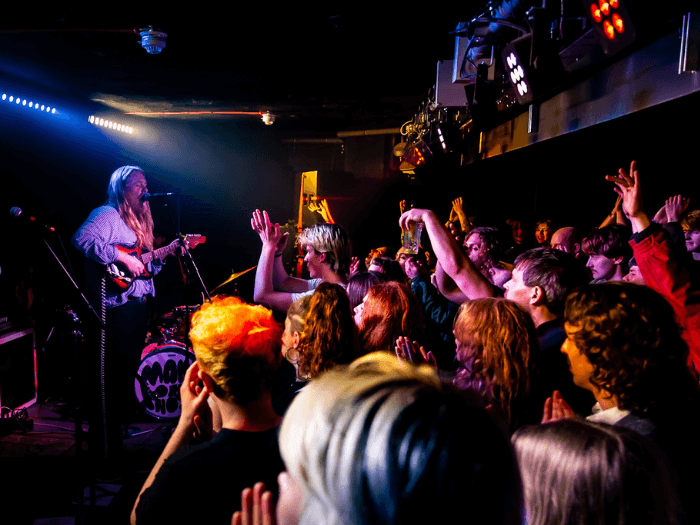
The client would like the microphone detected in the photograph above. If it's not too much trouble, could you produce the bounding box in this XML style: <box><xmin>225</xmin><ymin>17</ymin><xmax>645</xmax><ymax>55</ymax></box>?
<box><xmin>143</xmin><ymin>192</ymin><xmax>176</xmax><ymax>201</ymax></box>
<box><xmin>9</xmin><ymin>207</ymin><xmax>56</xmax><ymax>232</ymax></box>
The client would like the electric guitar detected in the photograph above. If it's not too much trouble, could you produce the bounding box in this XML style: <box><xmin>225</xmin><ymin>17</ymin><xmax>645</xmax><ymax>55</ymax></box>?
<box><xmin>106</xmin><ymin>235</ymin><xmax>206</xmax><ymax>290</ymax></box>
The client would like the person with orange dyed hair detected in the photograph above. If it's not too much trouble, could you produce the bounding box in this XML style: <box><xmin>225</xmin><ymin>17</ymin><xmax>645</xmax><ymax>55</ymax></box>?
<box><xmin>354</xmin><ymin>281</ymin><xmax>424</xmax><ymax>354</ymax></box>
<box><xmin>132</xmin><ymin>296</ymin><xmax>285</xmax><ymax>525</ymax></box>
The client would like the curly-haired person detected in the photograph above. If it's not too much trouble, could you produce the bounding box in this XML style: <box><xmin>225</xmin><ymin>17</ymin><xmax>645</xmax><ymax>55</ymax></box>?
<box><xmin>295</xmin><ymin>282</ymin><xmax>359</xmax><ymax>380</ymax></box>
<box><xmin>551</xmin><ymin>282</ymin><xmax>700</xmax><ymax>523</ymax></box>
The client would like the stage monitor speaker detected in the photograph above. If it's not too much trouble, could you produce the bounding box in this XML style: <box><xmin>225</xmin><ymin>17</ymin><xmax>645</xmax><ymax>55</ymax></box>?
<box><xmin>0</xmin><ymin>329</ymin><xmax>37</xmax><ymax>410</ymax></box>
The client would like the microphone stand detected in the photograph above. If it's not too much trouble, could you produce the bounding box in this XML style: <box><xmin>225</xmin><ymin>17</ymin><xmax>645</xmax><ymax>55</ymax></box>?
<box><xmin>30</xmin><ymin>231</ymin><xmax>110</xmax><ymax>525</ymax></box>
<box><xmin>168</xmin><ymin>193</ymin><xmax>210</xmax><ymax>350</ymax></box>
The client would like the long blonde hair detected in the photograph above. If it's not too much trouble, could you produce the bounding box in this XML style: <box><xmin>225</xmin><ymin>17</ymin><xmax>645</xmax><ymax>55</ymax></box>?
<box><xmin>107</xmin><ymin>165</ymin><xmax>154</xmax><ymax>250</ymax></box>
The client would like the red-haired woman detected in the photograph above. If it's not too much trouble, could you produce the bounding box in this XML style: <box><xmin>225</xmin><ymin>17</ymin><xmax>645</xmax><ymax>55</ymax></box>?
<box><xmin>354</xmin><ymin>281</ymin><xmax>424</xmax><ymax>355</ymax></box>
<box><xmin>453</xmin><ymin>297</ymin><xmax>545</xmax><ymax>433</ymax></box>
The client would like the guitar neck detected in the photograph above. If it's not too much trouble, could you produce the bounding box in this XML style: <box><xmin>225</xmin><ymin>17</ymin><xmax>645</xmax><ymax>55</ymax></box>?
<box><xmin>140</xmin><ymin>241</ymin><xmax>178</xmax><ymax>265</ymax></box>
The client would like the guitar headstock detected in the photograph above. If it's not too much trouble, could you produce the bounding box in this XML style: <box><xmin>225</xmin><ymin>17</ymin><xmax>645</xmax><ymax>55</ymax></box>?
<box><xmin>183</xmin><ymin>234</ymin><xmax>206</xmax><ymax>249</ymax></box>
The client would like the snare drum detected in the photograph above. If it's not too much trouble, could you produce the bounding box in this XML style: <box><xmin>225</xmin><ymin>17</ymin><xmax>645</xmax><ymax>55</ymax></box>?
<box><xmin>134</xmin><ymin>343</ymin><xmax>195</xmax><ymax>420</ymax></box>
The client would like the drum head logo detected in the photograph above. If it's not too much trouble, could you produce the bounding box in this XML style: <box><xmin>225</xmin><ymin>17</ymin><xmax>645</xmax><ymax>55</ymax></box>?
<box><xmin>135</xmin><ymin>346</ymin><xmax>195</xmax><ymax>420</ymax></box>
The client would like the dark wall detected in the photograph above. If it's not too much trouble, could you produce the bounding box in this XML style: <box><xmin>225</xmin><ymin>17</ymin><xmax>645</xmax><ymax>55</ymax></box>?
<box><xmin>2</xmin><ymin>88</ymin><xmax>699</xmax><ymax>321</ymax></box>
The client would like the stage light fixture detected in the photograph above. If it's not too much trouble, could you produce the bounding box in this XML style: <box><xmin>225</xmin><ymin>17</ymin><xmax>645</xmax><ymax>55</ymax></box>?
<box><xmin>404</xmin><ymin>140</ymin><xmax>432</xmax><ymax>168</ymax></box>
<box><xmin>89</xmin><ymin>115</ymin><xmax>136</xmax><ymax>135</ymax></box>
<box><xmin>582</xmin><ymin>0</ymin><xmax>635</xmax><ymax>54</ymax></box>
<box><xmin>502</xmin><ymin>35</ymin><xmax>535</xmax><ymax>104</ymax></box>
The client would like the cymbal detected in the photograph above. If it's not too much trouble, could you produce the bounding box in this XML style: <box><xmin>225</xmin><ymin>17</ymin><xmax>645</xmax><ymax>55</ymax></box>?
<box><xmin>211</xmin><ymin>266</ymin><xmax>256</xmax><ymax>293</ymax></box>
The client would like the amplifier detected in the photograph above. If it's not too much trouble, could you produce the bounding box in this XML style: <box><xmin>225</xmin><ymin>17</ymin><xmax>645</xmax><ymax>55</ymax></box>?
<box><xmin>0</xmin><ymin>329</ymin><xmax>37</xmax><ymax>410</ymax></box>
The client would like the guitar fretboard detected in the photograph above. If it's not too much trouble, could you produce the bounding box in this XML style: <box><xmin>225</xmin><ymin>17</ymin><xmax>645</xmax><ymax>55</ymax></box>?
<box><xmin>140</xmin><ymin>241</ymin><xmax>180</xmax><ymax>264</ymax></box>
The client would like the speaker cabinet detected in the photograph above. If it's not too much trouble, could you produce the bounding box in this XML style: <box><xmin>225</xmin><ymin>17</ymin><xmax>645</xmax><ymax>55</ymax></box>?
<box><xmin>0</xmin><ymin>329</ymin><xmax>37</xmax><ymax>410</ymax></box>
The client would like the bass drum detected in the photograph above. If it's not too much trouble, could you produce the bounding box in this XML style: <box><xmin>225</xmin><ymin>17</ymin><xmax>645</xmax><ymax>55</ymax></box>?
<box><xmin>134</xmin><ymin>343</ymin><xmax>195</xmax><ymax>421</ymax></box>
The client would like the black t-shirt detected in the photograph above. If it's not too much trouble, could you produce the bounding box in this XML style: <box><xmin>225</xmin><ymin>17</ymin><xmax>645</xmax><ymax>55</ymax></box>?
<box><xmin>136</xmin><ymin>427</ymin><xmax>285</xmax><ymax>525</ymax></box>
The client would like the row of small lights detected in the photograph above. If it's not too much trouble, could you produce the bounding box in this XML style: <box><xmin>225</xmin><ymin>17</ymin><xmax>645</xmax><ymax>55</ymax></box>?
<box><xmin>4</xmin><ymin>92</ymin><xmax>267</xmax><ymax>132</ymax></box>
<box><xmin>1</xmin><ymin>94</ymin><xmax>57</xmax><ymax>113</ymax></box>
<box><xmin>88</xmin><ymin>115</ymin><xmax>136</xmax><ymax>134</ymax></box>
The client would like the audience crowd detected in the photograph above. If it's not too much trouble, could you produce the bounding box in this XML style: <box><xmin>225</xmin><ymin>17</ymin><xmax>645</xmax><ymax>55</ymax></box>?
<box><xmin>131</xmin><ymin>160</ymin><xmax>700</xmax><ymax>525</ymax></box>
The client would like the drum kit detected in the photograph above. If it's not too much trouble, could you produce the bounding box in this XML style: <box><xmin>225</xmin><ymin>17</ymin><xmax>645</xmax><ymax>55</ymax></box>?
<box><xmin>134</xmin><ymin>266</ymin><xmax>256</xmax><ymax>420</ymax></box>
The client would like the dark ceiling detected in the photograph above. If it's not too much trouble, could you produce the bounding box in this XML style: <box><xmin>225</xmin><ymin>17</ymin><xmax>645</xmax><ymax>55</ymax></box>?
<box><xmin>0</xmin><ymin>6</ymin><xmax>472</xmax><ymax>133</ymax></box>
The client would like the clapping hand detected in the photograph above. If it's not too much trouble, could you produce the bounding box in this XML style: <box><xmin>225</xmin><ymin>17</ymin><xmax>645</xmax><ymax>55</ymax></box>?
<box><xmin>395</xmin><ymin>336</ymin><xmax>437</xmax><ymax>369</ymax></box>
<box><xmin>541</xmin><ymin>390</ymin><xmax>575</xmax><ymax>423</ymax></box>
<box><xmin>232</xmin><ymin>482</ymin><xmax>276</xmax><ymax>525</ymax></box>
<box><xmin>251</xmin><ymin>210</ymin><xmax>288</xmax><ymax>254</ymax></box>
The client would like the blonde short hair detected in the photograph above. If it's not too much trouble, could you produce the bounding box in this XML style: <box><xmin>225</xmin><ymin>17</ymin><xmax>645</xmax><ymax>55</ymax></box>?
<box><xmin>297</xmin><ymin>223</ymin><xmax>351</xmax><ymax>276</ymax></box>
<box><xmin>279</xmin><ymin>352</ymin><xmax>522</xmax><ymax>525</ymax></box>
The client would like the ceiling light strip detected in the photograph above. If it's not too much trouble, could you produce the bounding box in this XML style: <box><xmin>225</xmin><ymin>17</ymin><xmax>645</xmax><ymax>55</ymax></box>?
<box><xmin>88</xmin><ymin>115</ymin><xmax>136</xmax><ymax>134</ymax></box>
<box><xmin>1</xmin><ymin>93</ymin><xmax>59</xmax><ymax>114</ymax></box>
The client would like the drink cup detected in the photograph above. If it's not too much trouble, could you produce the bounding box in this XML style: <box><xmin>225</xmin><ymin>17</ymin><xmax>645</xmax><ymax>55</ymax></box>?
<box><xmin>402</xmin><ymin>222</ymin><xmax>424</xmax><ymax>254</ymax></box>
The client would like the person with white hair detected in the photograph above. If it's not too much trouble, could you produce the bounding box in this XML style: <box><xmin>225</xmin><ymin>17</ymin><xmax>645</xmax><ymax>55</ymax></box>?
<box><xmin>233</xmin><ymin>352</ymin><xmax>523</xmax><ymax>525</ymax></box>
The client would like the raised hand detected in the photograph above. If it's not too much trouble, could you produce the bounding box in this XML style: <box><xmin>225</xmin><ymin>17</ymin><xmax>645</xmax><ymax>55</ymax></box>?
<box><xmin>448</xmin><ymin>206</ymin><xmax>459</xmax><ymax>225</ymax></box>
<box><xmin>398</xmin><ymin>208</ymin><xmax>428</xmax><ymax>231</ymax></box>
<box><xmin>395</xmin><ymin>336</ymin><xmax>437</xmax><ymax>369</ymax></box>
<box><xmin>605</xmin><ymin>161</ymin><xmax>643</xmax><ymax>219</ymax></box>
<box><xmin>664</xmin><ymin>194</ymin><xmax>690</xmax><ymax>223</ymax></box>
<box><xmin>232</xmin><ymin>482</ymin><xmax>276</xmax><ymax>525</ymax></box>
<box><xmin>604</xmin><ymin>160</ymin><xmax>650</xmax><ymax>233</ymax></box>
<box><xmin>315</xmin><ymin>199</ymin><xmax>335</xmax><ymax>224</ymax></box>
<box><xmin>452</xmin><ymin>197</ymin><xmax>466</xmax><ymax>218</ymax></box>
<box><xmin>350</xmin><ymin>256</ymin><xmax>364</xmax><ymax>276</ymax></box>
<box><xmin>251</xmin><ymin>210</ymin><xmax>288</xmax><ymax>254</ymax></box>
<box><xmin>541</xmin><ymin>390</ymin><xmax>575</xmax><ymax>423</ymax></box>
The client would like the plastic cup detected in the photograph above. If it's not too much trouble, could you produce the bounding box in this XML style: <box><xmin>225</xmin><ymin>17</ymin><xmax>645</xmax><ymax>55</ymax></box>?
<box><xmin>402</xmin><ymin>222</ymin><xmax>424</xmax><ymax>254</ymax></box>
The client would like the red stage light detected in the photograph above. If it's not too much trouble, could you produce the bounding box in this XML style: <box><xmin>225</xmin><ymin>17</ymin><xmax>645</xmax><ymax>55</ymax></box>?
<box><xmin>603</xmin><ymin>20</ymin><xmax>615</xmax><ymax>39</ymax></box>
<box><xmin>609</xmin><ymin>0</ymin><xmax>619</xmax><ymax>7</ymax></box>
<box><xmin>612</xmin><ymin>13</ymin><xmax>624</xmax><ymax>33</ymax></box>
<box><xmin>600</xmin><ymin>1</ymin><xmax>610</xmax><ymax>16</ymax></box>
<box><xmin>591</xmin><ymin>3</ymin><xmax>602</xmax><ymax>22</ymax></box>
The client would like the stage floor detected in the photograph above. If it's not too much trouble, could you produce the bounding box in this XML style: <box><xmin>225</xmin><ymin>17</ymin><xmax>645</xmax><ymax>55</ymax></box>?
<box><xmin>0</xmin><ymin>398</ymin><xmax>174</xmax><ymax>524</ymax></box>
